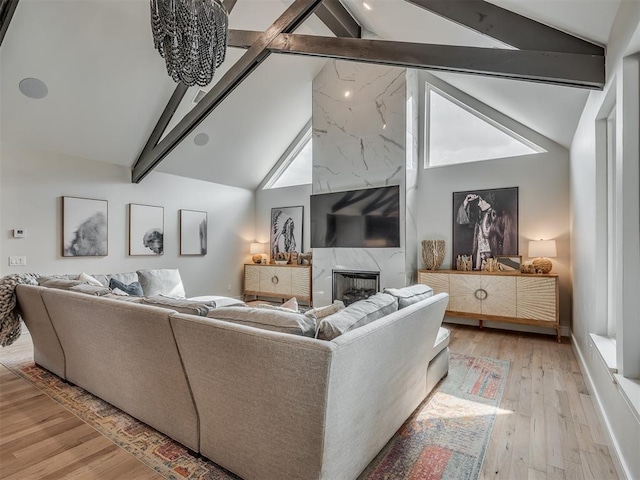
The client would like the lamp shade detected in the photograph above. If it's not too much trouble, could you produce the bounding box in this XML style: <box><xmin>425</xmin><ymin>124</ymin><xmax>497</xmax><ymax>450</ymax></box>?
<box><xmin>250</xmin><ymin>242</ymin><xmax>265</xmax><ymax>254</ymax></box>
<box><xmin>528</xmin><ymin>239</ymin><xmax>557</xmax><ymax>258</ymax></box>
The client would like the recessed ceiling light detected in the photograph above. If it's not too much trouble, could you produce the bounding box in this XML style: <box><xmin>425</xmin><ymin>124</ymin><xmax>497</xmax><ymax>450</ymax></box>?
<box><xmin>362</xmin><ymin>1</ymin><xmax>372</xmax><ymax>10</ymax></box>
<box><xmin>194</xmin><ymin>133</ymin><xmax>209</xmax><ymax>146</ymax></box>
<box><xmin>344</xmin><ymin>91</ymin><xmax>351</xmax><ymax>98</ymax></box>
<box><xmin>19</xmin><ymin>78</ymin><xmax>48</xmax><ymax>99</ymax></box>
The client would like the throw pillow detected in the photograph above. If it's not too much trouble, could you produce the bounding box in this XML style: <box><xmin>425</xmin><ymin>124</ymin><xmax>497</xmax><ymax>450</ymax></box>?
<box><xmin>207</xmin><ymin>306</ymin><xmax>316</xmax><ymax>337</ymax></box>
<box><xmin>110</xmin><ymin>288</ymin><xmax>130</xmax><ymax>296</ymax></box>
<box><xmin>142</xmin><ymin>296</ymin><xmax>214</xmax><ymax>316</ymax></box>
<box><xmin>383</xmin><ymin>284</ymin><xmax>434</xmax><ymax>309</ymax></box>
<box><xmin>37</xmin><ymin>277</ymin><xmax>85</xmax><ymax>290</ymax></box>
<box><xmin>78</xmin><ymin>272</ymin><xmax>104</xmax><ymax>286</ymax></box>
<box><xmin>304</xmin><ymin>301</ymin><xmax>345</xmax><ymax>322</ymax></box>
<box><xmin>109</xmin><ymin>278</ymin><xmax>144</xmax><ymax>296</ymax></box>
<box><xmin>136</xmin><ymin>269</ymin><xmax>186</xmax><ymax>298</ymax></box>
<box><xmin>317</xmin><ymin>293</ymin><xmax>398</xmax><ymax>341</ymax></box>
<box><xmin>69</xmin><ymin>284</ymin><xmax>111</xmax><ymax>296</ymax></box>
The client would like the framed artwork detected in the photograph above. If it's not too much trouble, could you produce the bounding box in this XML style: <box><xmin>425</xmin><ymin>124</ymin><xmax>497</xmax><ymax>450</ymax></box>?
<box><xmin>270</xmin><ymin>206</ymin><xmax>303</xmax><ymax>262</ymax></box>
<box><xmin>180</xmin><ymin>209</ymin><xmax>207</xmax><ymax>255</ymax></box>
<box><xmin>452</xmin><ymin>187</ymin><xmax>518</xmax><ymax>270</ymax></box>
<box><xmin>62</xmin><ymin>196</ymin><xmax>108</xmax><ymax>257</ymax></box>
<box><xmin>129</xmin><ymin>204</ymin><xmax>164</xmax><ymax>256</ymax></box>
<box><xmin>496</xmin><ymin>255</ymin><xmax>522</xmax><ymax>272</ymax></box>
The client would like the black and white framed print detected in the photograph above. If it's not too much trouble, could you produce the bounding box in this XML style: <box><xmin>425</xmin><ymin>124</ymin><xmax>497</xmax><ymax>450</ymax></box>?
<box><xmin>452</xmin><ymin>187</ymin><xmax>518</xmax><ymax>270</ymax></box>
<box><xmin>62</xmin><ymin>196</ymin><xmax>108</xmax><ymax>257</ymax></box>
<box><xmin>129</xmin><ymin>204</ymin><xmax>164</xmax><ymax>256</ymax></box>
<box><xmin>270</xmin><ymin>206</ymin><xmax>303</xmax><ymax>262</ymax></box>
<box><xmin>180</xmin><ymin>209</ymin><xmax>207</xmax><ymax>255</ymax></box>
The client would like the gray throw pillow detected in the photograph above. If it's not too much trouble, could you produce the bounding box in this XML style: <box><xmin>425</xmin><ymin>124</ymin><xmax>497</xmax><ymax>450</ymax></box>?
<box><xmin>207</xmin><ymin>306</ymin><xmax>316</xmax><ymax>337</ymax></box>
<box><xmin>383</xmin><ymin>284</ymin><xmax>434</xmax><ymax>309</ymax></box>
<box><xmin>69</xmin><ymin>284</ymin><xmax>112</xmax><ymax>296</ymax></box>
<box><xmin>317</xmin><ymin>293</ymin><xmax>398</xmax><ymax>341</ymax></box>
<box><xmin>137</xmin><ymin>269</ymin><xmax>186</xmax><ymax>298</ymax></box>
<box><xmin>37</xmin><ymin>277</ymin><xmax>85</xmax><ymax>290</ymax></box>
<box><xmin>109</xmin><ymin>278</ymin><xmax>144</xmax><ymax>296</ymax></box>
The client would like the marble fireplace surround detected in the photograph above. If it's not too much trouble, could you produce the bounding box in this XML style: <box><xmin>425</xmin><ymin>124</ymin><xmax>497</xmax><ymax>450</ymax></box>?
<box><xmin>311</xmin><ymin>61</ymin><xmax>419</xmax><ymax>307</ymax></box>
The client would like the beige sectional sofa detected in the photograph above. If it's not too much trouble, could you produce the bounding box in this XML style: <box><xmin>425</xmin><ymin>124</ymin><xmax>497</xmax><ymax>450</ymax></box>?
<box><xmin>15</xmin><ymin>278</ymin><xmax>450</xmax><ymax>480</ymax></box>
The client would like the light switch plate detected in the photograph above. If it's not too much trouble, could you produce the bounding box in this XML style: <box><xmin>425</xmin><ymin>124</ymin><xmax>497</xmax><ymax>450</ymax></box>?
<box><xmin>8</xmin><ymin>256</ymin><xmax>26</xmax><ymax>266</ymax></box>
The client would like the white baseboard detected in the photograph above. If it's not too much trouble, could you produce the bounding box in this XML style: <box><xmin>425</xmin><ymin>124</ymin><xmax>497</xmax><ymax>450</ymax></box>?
<box><xmin>571</xmin><ymin>333</ymin><xmax>631</xmax><ymax>480</ymax></box>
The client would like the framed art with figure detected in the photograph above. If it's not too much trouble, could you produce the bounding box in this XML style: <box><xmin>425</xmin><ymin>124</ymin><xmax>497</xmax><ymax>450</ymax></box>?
<box><xmin>270</xmin><ymin>206</ymin><xmax>303</xmax><ymax>263</ymax></box>
<box><xmin>452</xmin><ymin>187</ymin><xmax>518</xmax><ymax>270</ymax></box>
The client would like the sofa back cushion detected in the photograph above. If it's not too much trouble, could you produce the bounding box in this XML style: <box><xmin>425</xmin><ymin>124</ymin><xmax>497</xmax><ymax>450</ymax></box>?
<box><xmin>207</xmin><ymin>306</ymin><xmax>316</xmax><ymax>337</ymax></box>
<box><xmin>137</xmin><ymin>269</ymin><xmax>186</xmax><ymax>298</ymax></box>
<box><xmin>69</xmin><ymin>284</ymin><xmax>112</xmax><ymax>296</ymax></box>
<box><xmin>383</xmin><ymin>284</ymin><xmax>434</xmax><ymax>309</ymax></box>
<box><xmin>142</xmin><ymin>295</ymin><xmax>215</xmax><ymax>316</ymax></box>
<box><xmin>317</xmin><ymin>293</ymin><xmax>398</xmax><ymax>341</ymax></box>
<box><xmin>37</xmin><ymin>277</ymin><xmax>84</xmax><ymax>290</ymax></box>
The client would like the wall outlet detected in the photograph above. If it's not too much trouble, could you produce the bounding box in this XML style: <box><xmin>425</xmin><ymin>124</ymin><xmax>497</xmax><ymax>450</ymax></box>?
<box><xmin>12</xmin><ymin>229</ymin><xmax>25</xmax><ymax>238</ymax></box>
<box><xmin>9</xmin><ymin>256</ymin><xmax>27</xmax><ymax>266</ymax></box>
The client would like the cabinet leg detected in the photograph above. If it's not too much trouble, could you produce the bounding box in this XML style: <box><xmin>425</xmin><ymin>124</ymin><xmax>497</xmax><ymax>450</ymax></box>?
<box><xmin>557</xmin><ymin>328</ymin><xmax>562</xmax><ymax>343</ymax></box>
<box><xmin>479</xmin><ymin>320</ymin><xmax>483</xmax><ymax>329</ymax></box>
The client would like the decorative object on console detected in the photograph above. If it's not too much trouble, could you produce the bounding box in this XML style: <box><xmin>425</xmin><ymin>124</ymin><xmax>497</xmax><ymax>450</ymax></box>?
<box><xmin>270</xmin><ymin>206</ymin><xmax>303</xmax><ymax>264</ymax></box>
<box><xmin>299</xmin><ymin>251</ymin><xmax>312</xmax><ymax>265</ymax></box>
<box><xmin>250</xmin><ymin>242</ymin><xmax>266</xmax><ymax>264</ymax></box>
<box><xmin>528</xmin><ymin>239</ymin><xmax>557</xmax><ymax>274</ymax></box>
<box><xmin>274</xmin><ymin>252</ymin><xmax>289</xmax><ymax>265</ymax></box>
<box><xmin>456</xmin><ymin>255</ymin><xmax>473</xmax><ymax>271</ymax></box>
<box><xmin>452</xmin><ymin>187</ymin><xmax>518</xmax><ymax>270</ymax></box>
<box><xmin>521</xmin><ymin>262</ymin><xmax>536</xmax><ymax>274</ymax></box>
<box><xmin>481</xmin><ymin>257</ymin><xmax>499</xmax><ymax>272</ymax></box>
<box><xmin>496</xmin><ymin>255</ymin><xmax>522</xmax><ymax>272</ymax></box>
<box><xmin>421</xmin><ymin>239</ymin><xmax>445</xmax><ymax>270</ymax></box>
<box><xmin>129</xmin><ymin>204</ymin><xmax>164</xmax><ymax>256</ymax></box>
<box><xmin>180</xmin><ymin>210</ymin><xmax>207</xmax><ymax>255</ymax></box>
<box><xmin>289</xmin><ymin>251</ymin><xmax>299</xmax><ymax>265</ymax></box>
<box><xmin>150</xmin><ymin>0</ymin><xmax>228</xmax><ymax>87</ymax></box>
<box><xmin>62</xmin><ymin>196</ymin><xmax>108</xmax><ymax>257</ymax></box>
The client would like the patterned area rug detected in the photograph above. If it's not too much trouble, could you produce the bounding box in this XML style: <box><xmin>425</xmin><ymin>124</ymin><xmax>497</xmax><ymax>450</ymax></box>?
<box><xmin>1</xmin><ymin>352</ymin><xmax>508</xmax><ymax>480</ymax></box>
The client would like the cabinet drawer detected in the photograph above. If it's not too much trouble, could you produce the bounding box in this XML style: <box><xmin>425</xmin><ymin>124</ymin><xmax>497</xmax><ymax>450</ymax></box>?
<box><xmin>449</xmin><ymin>274</ymin><xmax>482</xmax><ymax>314</ymax></box>
<box><xmin>517</xmin><ymin>277</ymin><xmax>557</xmax><ymax>322</ymax></box>
<box><xmin>482</xmin><ymin>276</ymin><xmax>516</xmax><ymax>317</ymax></box>
<box><xmin>259</xmin><ymin>267</ymin><xmax>292</xmax><ymax>295</ymax></box>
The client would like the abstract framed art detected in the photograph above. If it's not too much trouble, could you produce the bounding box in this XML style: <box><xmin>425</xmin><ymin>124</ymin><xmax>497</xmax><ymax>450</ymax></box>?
<box><xmin>180</xmin><ymin>209</ymin><xmax>207</xmax><ymax>255</ymax></box>
<box><xmin>129</xmin><ymin>204</ymin><xmax>164</xmax><ymax>256</ymax></box>
<box><xmin>270</xmin><ymin>206</ymin><xmax>303</xmax><ymax>262</ymax></box>
<box><xmin>452</xmin><ymin>187</ymin><xmax>518</xmax><ymax>270</ymax></box>
<box><xmin>62</xmin><ymin>196</ymin><xmax>108</xmax><ymax>257</ymax></box>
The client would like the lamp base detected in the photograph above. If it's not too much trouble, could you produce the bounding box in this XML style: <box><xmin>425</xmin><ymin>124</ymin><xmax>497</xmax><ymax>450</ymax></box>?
<box><xmin>252</xmin><ymin>254</ymin><xmax>263</xmax><ymax>264</ymax></box>
<box><xmin>532</xmin><ymin>257</ymin><xmax>553</xmax><ymax>274</ymax></box>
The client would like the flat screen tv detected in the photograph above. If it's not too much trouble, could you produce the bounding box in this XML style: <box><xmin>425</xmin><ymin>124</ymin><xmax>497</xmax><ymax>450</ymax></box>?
<box><xmin>310</xmin><ymin>185</ymin><xmax>400</xmax><ymax>248</ymax></box>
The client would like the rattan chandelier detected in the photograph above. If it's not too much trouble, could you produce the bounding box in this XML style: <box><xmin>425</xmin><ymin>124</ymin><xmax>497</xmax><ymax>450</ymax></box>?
<box><xmin>150</xmin><ymin>0</ymin><xmax>228</xmax><ymax>87</ymax></box>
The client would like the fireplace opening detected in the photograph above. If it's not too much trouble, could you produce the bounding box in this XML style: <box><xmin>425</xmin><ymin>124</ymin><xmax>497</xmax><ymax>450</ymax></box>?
<box><xmin>332</xmin><ymin>270</ymin><xmax>380</xmax><ymax>306</ymax></box>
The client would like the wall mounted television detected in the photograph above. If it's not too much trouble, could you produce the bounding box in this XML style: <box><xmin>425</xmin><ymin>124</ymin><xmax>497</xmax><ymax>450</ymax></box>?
<box><xmin>310</xmin><ymin>185</ymin><xmax>400</xmax><ymax>248</ymax></box>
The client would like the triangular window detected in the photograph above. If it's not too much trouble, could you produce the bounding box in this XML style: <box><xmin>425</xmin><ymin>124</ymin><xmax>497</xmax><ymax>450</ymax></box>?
<box><xmin>426</xmin><ymin>86</ymin><xmax>544</xmax><ymax>167</ymax></box>
<box><xmin>263</xmin><ymin>126</ymin><xmax>312</xmax><ymax>189</ymax></box>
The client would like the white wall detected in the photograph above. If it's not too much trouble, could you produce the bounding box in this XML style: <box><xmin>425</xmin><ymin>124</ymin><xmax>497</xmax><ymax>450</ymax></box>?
<box><xmin>1</xmin><ymin>145</ymin><xmax>256</xmax><ymax>297</ymax></box>
<box><xmin>570</xmin><ymin>2</ymin><xmax>640</xmax><ymax>478</ymax></box>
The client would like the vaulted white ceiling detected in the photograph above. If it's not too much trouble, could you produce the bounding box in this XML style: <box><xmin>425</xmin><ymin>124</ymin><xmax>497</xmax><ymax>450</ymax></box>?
<box><xmin>0</xmin><ymin>0</ymin><xmax>621</xmax><ymax>189</ymax></box>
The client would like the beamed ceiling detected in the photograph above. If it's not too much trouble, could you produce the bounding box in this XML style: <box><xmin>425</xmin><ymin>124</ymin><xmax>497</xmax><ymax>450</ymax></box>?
<box><xmin>0</xmin><ymin>0</ymin><xmax>620</xmax><ymax>189</ymax></box>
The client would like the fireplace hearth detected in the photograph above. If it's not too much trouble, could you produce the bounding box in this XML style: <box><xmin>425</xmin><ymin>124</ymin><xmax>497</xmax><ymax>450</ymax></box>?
<box><xmin>332</xmin><ymin>270</ymin><xmax>380</xmax><ymax>306</ymax></box>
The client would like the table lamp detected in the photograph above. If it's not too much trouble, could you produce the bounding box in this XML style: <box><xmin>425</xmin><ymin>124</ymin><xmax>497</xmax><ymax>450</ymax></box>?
<box><xmin>250</xmin><ymin>243</ymin><xmax>266</xmax><ymax>264</ymax></box>
<box><xmin>528</xmin><ymin>239</ymin><xmax>557</xmax><ymax>274</ymax></box>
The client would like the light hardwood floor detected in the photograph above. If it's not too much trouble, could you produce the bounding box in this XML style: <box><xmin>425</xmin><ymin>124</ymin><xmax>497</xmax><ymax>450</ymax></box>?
<box><xmin>0</xmin><ymin>324</ymin><xmax>618</xmax><ymax>480</ymax></box>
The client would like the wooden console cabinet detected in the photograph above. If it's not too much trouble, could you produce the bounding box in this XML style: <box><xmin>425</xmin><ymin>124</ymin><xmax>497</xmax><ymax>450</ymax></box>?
<box><xmin>418</xmin><ymin>270</ymin><xmax>560</xmax><ymax>341</ymax></box>
<box><xmin>244</xmin><ymin>264</ymin><xmax>312</xmax><ymax>306</ymax></box>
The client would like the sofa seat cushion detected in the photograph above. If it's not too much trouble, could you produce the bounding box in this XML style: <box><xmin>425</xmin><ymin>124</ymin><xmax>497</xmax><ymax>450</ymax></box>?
<box><xmin>429</xmin><ymin>327</ymin><xmax>450</xmax><ymax>362</ymax></box>
<box><xmin>207</xmin><ymin>306</ymin><xmax>316</xmax><ymax>337</ymax></box>
<box><xmin>383</xmin><ymin>284</ymin><xmax>434</xmax><ymax>309</ymax></box>
<box><xmin>109</xmin><ymin>278</ymin><xmax>144</xmax><ymax>296</ymax></box>
<box><xmin>142</xmin><ymin>296</ymin><xmax>215</xmax><ymax>316</ymax></box>
<box><xmin>317</xmin><ymin>293</ymin><xmax>398</xmax><ymax>341</ymax></box>
<box><xmin>137</xmin><ymin>269</ymin><xmax>186</xmax><ymax>298</ymax></box>
<box><xmin>187</xmin><ymin>295</ymin><xmax>245</xmax><ymax>308</ymax></box>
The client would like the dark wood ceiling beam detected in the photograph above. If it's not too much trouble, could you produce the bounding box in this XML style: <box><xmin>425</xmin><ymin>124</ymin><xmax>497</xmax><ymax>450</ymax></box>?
<box><xmin>0</xmin><ymin>0</ymin><xmax>19</xmax><ymax>47</ymax></box>
<box><xmin>223</xmin><ymin>0</ymin><xmax>238</xmax><ymax>13</ymax></box>
<box><xmin>404</xmin><ymin>0</ymin><xmax>603</xmax><ymax>56</ymax></box>
<box><xmin>315</xmin><ymin>0</ymin><xmax>360</xmax><ymax>38</ymax></box>
<box><xmin>133</xmin><ymin>0</ymin><xmax>324</xmax><ymax>183</ymax></box>
<box><xmin>228</xmin><ymin>32</ymin><xmax>604</xmax><ymax>89</ymax></box>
